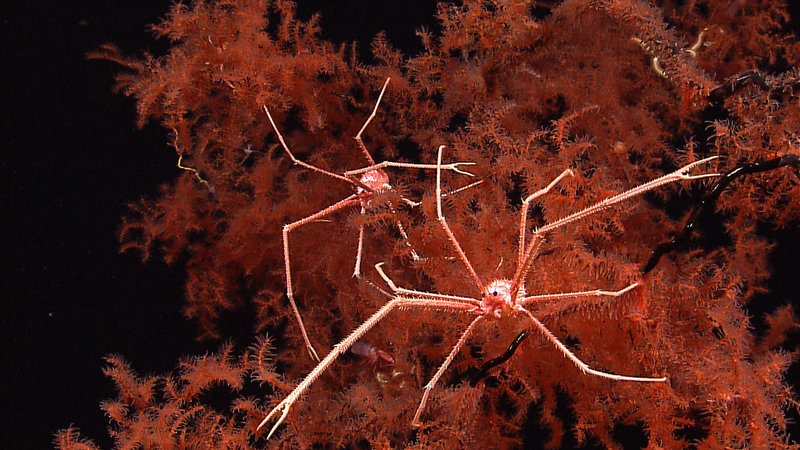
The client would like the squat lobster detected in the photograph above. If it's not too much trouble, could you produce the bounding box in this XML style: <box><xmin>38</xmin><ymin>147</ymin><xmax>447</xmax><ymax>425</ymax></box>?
<box><xmin>264</xmin><ymin>78</ymin><xmax>475</xmax><ymax>362</ymax></box>
<box><xmin>258</xmin><ymin>145</ymin><xmax>718</xmax><ymax>438</ymax></box>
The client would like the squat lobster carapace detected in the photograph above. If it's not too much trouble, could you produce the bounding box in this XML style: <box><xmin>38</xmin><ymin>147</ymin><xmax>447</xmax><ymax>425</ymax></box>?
<box><xmin>258</xmin><ymin>146</ymin><xmax>718</xmax><ymax>439</ymax></box>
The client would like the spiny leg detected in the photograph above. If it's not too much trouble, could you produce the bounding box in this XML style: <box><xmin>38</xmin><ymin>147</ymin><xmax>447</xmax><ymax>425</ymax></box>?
<box><xmin>444</xmin><ymin>179</ymin><xmax>485</xmax><ymax>199</ymax></box>
<box><xmin>354</xmin><ymin>77</ymin><xmax>391</xmax><ymax>165</ymax></box>
<box><xmin>513</xmin><ymin>174</ymin><xmax>576</xmax><ymax>297</ymax></box>
<box><xmin>521</xmin><ymin>283</ymin><xmax>640</xmax><ymax>319</ymax></box>
<box><xmin>412</xmin><ymin>316</ymin><xmax>484</xmax><ymax>427</ymax></box>
<box><xmin>351</xmin><ymin>204</ymin><xmax>420</xmax><ymax>278</ymax></box>
<box><xmin>374</xmin><ymin>262</ymin><xmax>481</xmax><ymax>306</ymax></box>
<box><xmin>350</xmin><ymin>79</ymin><xmax>479</xmax><ymax>179</ymax></box>
<box><xmin>542</xmin><ymin>157</ymin><xmax>719</xmax><ymax>234</ymax></box>
<box><xmin>515</xmin><ymin>306</ymin><xmax>666</xmax><ymax>382</ymax></box>
<box><xmin>345</xmin><ymin>160</ymin><xmax>476</xmax><ymax>179</ymax></box>
<box><xmin>258</xmin><ymin>284</ymin><xmax>479</xmax><ymax>439</ymax></box>
<box><xmin>349</xmin><ymin>77</ymin><xmax>478</xmax><ymax>178</ymax></box>
<box><xmin>515</xmin><ymin>157</ymin><xmax>720</xmax><ymax>285</ymax></box>
<box><xmin>518</xmin><ymin>168</ymin><xmax>574</xmax><ymax>265</ymax></box>
<box><xmin>264</xmin><ymin>105</ymin><xmax>353</xmax><ymax>185</ymax></box>
<box><xmin>519</xmin><ymin>282</ymin><xmax>639</xmax><ymax>307</ymax></box>
<box><xmin>401</xmin><ymin>179</ymin><xmax>485</xmax><ymax>209</ymax></box>
<box><xmin>436</xmin><ymin>145</ymin><xmax>485</xmax><ymax>292</ymax></box>
<box><xmin>284</xmin><ymin>194</ymin><xmax>361</xmax><ymax>362</ymax></box>
<box><xmin>378</xmin><ymin>260</ymin><xmax>482</xmax><ymax>429</ymax></box>
<box><xmin>353</xmin><ymin>207</ymin><xmax>366</xmax><ymax>278</ymax></box>
<box><xmin>392</xmin><ymin>212</ymin><xmax>421</xmax><ymax>262</ymax></box>
<box><xmin>510</xmin><ymin>234</ymin><xmax>543</xmax><ymax>301</ymax></box>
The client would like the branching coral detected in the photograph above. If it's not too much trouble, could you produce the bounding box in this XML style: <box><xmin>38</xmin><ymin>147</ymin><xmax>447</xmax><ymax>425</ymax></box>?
<box><xmin>61</xmin><ymin>0</ymin><xmax>799</xmax><ymax>448</ymax></box>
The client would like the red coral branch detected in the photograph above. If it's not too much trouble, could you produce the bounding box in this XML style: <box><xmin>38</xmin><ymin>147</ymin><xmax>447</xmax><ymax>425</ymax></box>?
<box><xmin>62</xmin><ymin>0</ymin><xmax>800</xmax><ymax>447</ymax></box>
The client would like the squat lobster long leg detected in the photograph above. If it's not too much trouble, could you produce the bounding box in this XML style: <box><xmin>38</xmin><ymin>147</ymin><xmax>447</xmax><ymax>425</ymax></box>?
<box><xmin>257</xmin><ymin>286</ymin><xmax>481</xmax><ymax>439</ymax></box>
<box><xmin>281</xmin><ymin>194</ymin><xmax>361</xmax><ymax>362</ymax></box>
<box><xmin>510</xmin><ymin>155</ymin><xmax>720</xmax><ymax>300</ymax></box>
